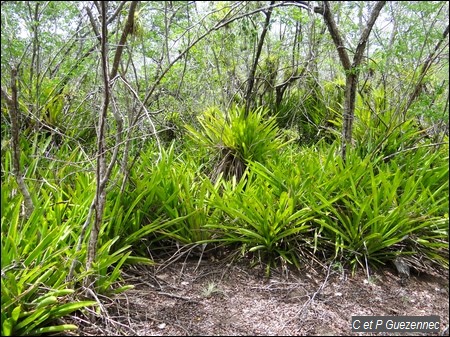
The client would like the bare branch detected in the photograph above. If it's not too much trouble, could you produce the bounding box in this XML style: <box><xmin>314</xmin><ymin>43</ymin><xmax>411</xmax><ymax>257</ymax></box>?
<box><xmin>322</xmin><ymin>1</ymin><xmax>351</xmax><ymax>70</ymax></box>
<box><xmin>110</xmin><ymin>1</ymin><xmax>139</xmax><ymax>79</ymax></box>
<box><xmin>107</xmin><ymin>1</ymin><xmax>127</xmax><ymax>25</ymax></box>
<box><xmin>402</xmin><ymin>24</ymin><xmax>449</xmax><ymax>116</ymax></box>
<box><xmin>86</xmin><ymin>6</ymin><xmax>101</xmax><ymax>43</ymax></box>
<box><xmin>353</xmin><ymin>1</ymin><xmax>387</xmax><ymax>67</ymax></box>
<box><xmin>86</xmin><ymin>0</ymin><xmax>111</xmax><ymax>276</ymax></box>
<box><xmin>244</xmin><ymin>1</ymin><xmax>275</xmax><ymax>116</ymax></box>
<box><xmin>1</xmin><ymin>68</ymin><xmax>34</xmax><ymax>218</ymax></box>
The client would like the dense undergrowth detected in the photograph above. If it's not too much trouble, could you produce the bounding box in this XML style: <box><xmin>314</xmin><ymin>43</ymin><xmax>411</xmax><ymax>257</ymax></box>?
<box><xmin>1</xmin><ymin>106</ymin><xmax>448</xmax><ymax>336</ymax></box>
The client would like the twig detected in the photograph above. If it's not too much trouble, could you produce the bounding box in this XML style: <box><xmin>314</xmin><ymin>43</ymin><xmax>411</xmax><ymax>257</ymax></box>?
<box><xmin>382</xmin><ymin>142</ymin><xmax>448</xmax><ymax>161</ymax></box>
<box><xmin>116</xmin><ymin>75</ymin><xmax>163</xmax><ymax>163</ymax></box>
<box><xmin>157</xmin><ymin>291</ymin><xmax>201</xmax><ymax>304</ymax></box>
<box><xmin>281</xmin><ymin>261</ymin><xmax>334</xmax><ymax>330</ymax></box>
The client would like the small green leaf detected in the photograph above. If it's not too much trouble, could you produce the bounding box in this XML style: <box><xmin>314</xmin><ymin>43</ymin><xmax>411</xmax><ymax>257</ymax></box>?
<box><xmin>27</xmin><ymin>324</ymin><xmax>78</xmax><ymax>335</ymax></box>
<box><xmin>2</xmin><ymin>318</ymin><xmax>13</xmax><ymax>336</ymax></box>
<box><xmin>11</xmin><ymin>305</ymin><xmax>21</xmax><ymax>322</ymax></box>
<box><xmin>35</xmin><ymin>296</ymin><xmax>58</xmax><ymax>309</ymax></box>
<box><xmin>49</xmin><ymin>301</ymin><xmax>97</xmax><ymax>318</ymax></box>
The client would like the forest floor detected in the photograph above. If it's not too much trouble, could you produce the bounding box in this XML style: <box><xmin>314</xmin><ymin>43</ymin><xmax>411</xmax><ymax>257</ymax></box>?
<box><xmin>73</xmin><ymin>254</ymin><xmax>449</xmax><ymax>336</ymax></box>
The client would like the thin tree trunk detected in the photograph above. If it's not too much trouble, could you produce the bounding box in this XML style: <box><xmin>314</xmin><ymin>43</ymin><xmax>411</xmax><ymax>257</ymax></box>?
<box><xmin>322</xmin><ymin>1</ymin><xmax>386</xmax><ymax>160</ymax></box>
<box><xmin>1</xmin><ymin>68</ymin><xmax>35</xmax><ymax>218</ymax></box>
<box><xmin>85</xmin><ymin>1</ymin><xmax>110</xmax><ymax>280</ymax></box>
<box><xmin>83</xmin><ymin>2</ymin><xmax>131</xmax><ymax>286</ymax></box>
<box><xmin>244</xmin><ymin>1</ymin><xmax>275</xmax><ymax>117</ymax></box>
<box><xmin>110</xmin><ymin>1</ymin><xmax>138</xmax><ymax>79</ymax></box>
<box><xmin>342</xmin><ymin>73</ymin><xmax>358</xmax><ymax>154</ymax></box>
<box><xmin>402</xmin><ymin>24</ymin><xmax>449</xmax><ymax>119</ymax></box>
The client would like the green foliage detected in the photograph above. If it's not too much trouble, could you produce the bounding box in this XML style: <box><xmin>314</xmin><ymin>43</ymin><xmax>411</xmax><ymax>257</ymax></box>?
<box><xmin>209</xmin><ymin>138</ymin><xmax>448</xmax><ymax>274</ymax></box>
<box><xmin>353</xmin><ymin>101</ymin><xmax>430</xmax><ymax>161</ymax></box>
<box><xmin>1</xmin><ymin>143</ymin><xmax>141</xmax><ymax>335</ymax></box>
<box><xmin>270</xmin><ymin>78</ymin><xmax>344</xmax><ymax>145</ymax></box>
<box><xmin>107</xmin><ymin>117</ymin><xmax>448</xmax><ymax>276</ymax></box>
<box><xmin>186</xmin><ymin>106</ymin><xmax>290</xmax><ymax>181</ymax></box>
<box><xmin>1</xmin><ymin>3</ymin><xmax>449</xmax><ymax>331</ymax></box>
<box><xmin>110</xmin><ymin>143</ymin><xmax>221</xmax><ymax>249</ymax></box>
<box><xmin>1</xmin><ymin>176</ymin><xmax>95</xmax><ymax>336</ymax></box>
<box><xmin>206</xmin><ymin>168</ymin><xmax>315</xmax><ymax>274</ymax></box>
<box><xmin>304</xmin><ymin>143</ymin><xmax>448</xmax><ymax>272</ymax></box>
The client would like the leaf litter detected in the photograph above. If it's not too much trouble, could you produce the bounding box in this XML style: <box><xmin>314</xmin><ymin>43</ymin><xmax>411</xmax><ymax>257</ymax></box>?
<box><xmin>69</xmin><ymin>257</ymin><xmax>448</xmax><ymax>336</ymax></box>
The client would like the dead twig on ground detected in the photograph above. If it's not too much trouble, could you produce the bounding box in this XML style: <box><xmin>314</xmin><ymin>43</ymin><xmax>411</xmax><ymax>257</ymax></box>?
<box><xmin>280</xmin><ymin>261</ymin><xmax>334</xmax><ymax>331</ymax></box>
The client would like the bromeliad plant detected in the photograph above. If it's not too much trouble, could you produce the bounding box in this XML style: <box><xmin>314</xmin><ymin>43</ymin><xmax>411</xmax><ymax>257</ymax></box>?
<box><xmin>105</xmin><ymin>143</ymin><xmax>222</xmax><ymax>255</ymax></box>
<box><xmin>310</xmin><ymin>145</ymin><xmax>449</xmax><ymax>272</ymax></box>
<box><xmin>1</xmin><ymin>142</ymin><xmax>141</xmax><ymax>336</ymax></box>
<box><xmin>186</xmin><ymin>105</ymin><xmax>290</xmax><ymax>182</ymax></box>
<box><xmin>1</xmin><ymin>175</ymin><xmax>96</xmax><ymax>336</ymax></box>
<box><xmin>352</xmin><ymin>101</ymin><xmax>433</xmax><ymax>162</ymax></box>
<box><xmin>205</xmin><ymin>167</ymin><xmax>316</xmax><ymax>275</ymax></box>
<box><xmin>226</xmin><ymin>139</ymin><xmax>448</xmax><ymax>274</ymax></box>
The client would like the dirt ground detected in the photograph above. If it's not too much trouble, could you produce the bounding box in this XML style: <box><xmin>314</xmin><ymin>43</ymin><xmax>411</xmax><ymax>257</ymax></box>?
<box><xmin>71</xmin><ymin>252</ymin><xmax>449</xmax><ymax>336</ymax></box>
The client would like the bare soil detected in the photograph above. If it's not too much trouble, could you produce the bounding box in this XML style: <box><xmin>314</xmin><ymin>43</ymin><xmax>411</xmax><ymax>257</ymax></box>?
<box><xmin>71</xmin><ymin>254</ymin><xmax>449</xmax><ymax>336</ymax></box>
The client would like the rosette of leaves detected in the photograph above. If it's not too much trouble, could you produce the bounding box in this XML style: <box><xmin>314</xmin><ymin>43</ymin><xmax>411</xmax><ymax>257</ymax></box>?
<box><xmin>186</xmin><ymin>106</ymin><xmax>289</xmax><ymax>182</ymax></box>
